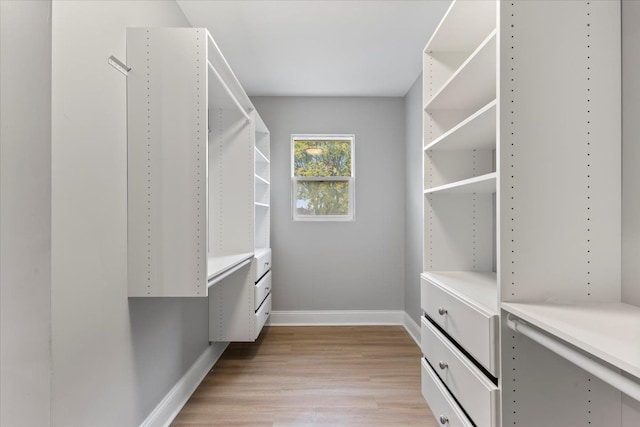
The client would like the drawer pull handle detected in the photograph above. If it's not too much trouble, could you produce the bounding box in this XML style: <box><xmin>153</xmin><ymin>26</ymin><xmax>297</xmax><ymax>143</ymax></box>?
<box><xmin>265</xmin><ymin>311</ymin><xmax>270</xmax><ymax>316</ymax></box>
<box><xmin>439</xmin><ymin>415</ymin><xmax>449</xmax><ymax>425</ymax></box>
<box><xmin>265</xmin><ymin>287</ymin><xmax>270</xmax><ymax>292</ymax></box>
<box><xmin>265</xmin><ymin>262</ymin><xmax>270</xmax><ymax>267</ymax></box>
<box><xmin>438</xmin><ymin>307</ymin><xmax>448</xmax><ymax>315</ymax></box>
<box><xmin>438</xmin><ymin>361</ymin><xmax>448</xmax><ymax>370</ymax></box>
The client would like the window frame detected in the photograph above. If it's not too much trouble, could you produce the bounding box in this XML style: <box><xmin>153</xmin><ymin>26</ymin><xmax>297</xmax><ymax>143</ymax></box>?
<box><xmin>291</xmin><ymin>134</ymin><xmax>355</xmax><ymax>222</ymax></box>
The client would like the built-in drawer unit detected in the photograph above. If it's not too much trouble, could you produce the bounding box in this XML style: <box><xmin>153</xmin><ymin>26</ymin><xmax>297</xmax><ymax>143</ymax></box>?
<box><xmin>254</xmin><ymin>293</ymin><xmax>271</xmax><ymax>337</ymax></box>
<box><xmin>422</xmin><ymin>316</ymin><xmax>499</xmax><ymax>427</ymax></box>
<box><xmin>421</xmin><ymin>358</ymin><xmax>473</xmax><ymax>427</ymax></box>
<box><xmin>255</xmin><ymin>249</ymin><xmax>271</xmax><ymax>281</ymax></box>
<box><xmin>254</xmin><ymin>271</ymin><xmax>272</xmax><ymax>310</ymax></box>
<box><xmin>421</xmin><ymin>277</ymin><xmax>499</xmax><ymax>376</ymax></box>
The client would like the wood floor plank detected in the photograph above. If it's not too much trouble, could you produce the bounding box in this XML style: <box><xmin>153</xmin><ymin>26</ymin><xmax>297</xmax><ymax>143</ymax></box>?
<box><xmin>172</xmin><ymin>326</ymin><xmax>435</xmax><ymax>426</ymax></box>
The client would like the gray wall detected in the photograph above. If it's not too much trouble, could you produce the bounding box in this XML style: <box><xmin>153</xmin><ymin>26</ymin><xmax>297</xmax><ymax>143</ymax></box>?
<box><xmin>50</xmin><ymin>2</ymin><xmax>220</xmax><ymax>425</ymax></box>
<box><xmin>404</xmin><ymin>75</ymin><xmax>424</xmax><ymax>325</ymax></box>
<box><xmin>251</xmin><ymin>97</ymin><xmax>405</xmax><ymax>312</ymax></box>
<box><xmin>0</xmin><ymin>1</ymin><xmax>52</xmax><ymax>425</ymax></box>
<box><xmin>622</xmin><ymin>0</ymin><xmax>640</xmax><ymax>305</ymax></box>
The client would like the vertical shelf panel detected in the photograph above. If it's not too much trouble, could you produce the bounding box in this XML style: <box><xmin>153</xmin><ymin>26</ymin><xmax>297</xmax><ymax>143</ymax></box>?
<box><xmin>499</xmin><ymin>0</ymin><xmax>621</xmax><ymax>303</ymax></box>
<box><xmin>127</xmin><ymin>28</ymin><xmax>208</xmax><ymax>297</ymax></box>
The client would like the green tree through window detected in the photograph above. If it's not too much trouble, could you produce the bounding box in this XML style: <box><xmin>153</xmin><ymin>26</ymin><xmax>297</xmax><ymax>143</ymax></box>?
<box><xmin>292</xmin><ymin>136</ymin><xmax>354</xmax><ymax>220</ymax></box>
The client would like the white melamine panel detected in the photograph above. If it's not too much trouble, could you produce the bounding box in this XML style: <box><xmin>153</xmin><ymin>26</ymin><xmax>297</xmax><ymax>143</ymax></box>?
<box><xmin>503</xmin><ymin>302</ymin><xmax>640</xmax><ymax>379</ymax></box>
<box><xmin>255</xmin><ymin>208</ymin><xmax>270</xmax><ymax>251</ymax></box>
<box><xmin>500</xmin><ymin>0</ymin><xmax>621</xmax><ymax>303</ymax></box>
<box><xmin>208</xmin><ymin>107</ymin><xmax>254</xmax><ymax>260</ymax></box>
<box><xmin>622</xmin><ymin>0</ymin><xmax>640</xmax><ymax>306</ymax></box>
<box><xmin>425</xmin><ymin>172</ymin><xmax>496</xmax><ymax>195</ymax></box>
<box><xmin>128</xmin><ymin>28</ymin><xmax>208</xmax><ymax>297</ymax></box>
<box><xmin>501</xmin><ymin>313</ymin><xmax>623</xmax><ymax>427</ymax></box>
<box><xmin>425</xmin><ymin>193</ymin><xmax>494</xmax><ymax>272</ymax></box>
<box><xmin>255</xmin><ymin>179</ymin><xmax>270</xmax><ymax>205</ymax></box>
<box><xmin>254</xmin><ymin>271</ymin><xmax>272</xmax><ymax>310</ymax></box>
<box><xmin>208</xmin><ymin>263</ymin><xmax>255</xmax><ymax>341</ymax></box>
<box><xmin>424</xmin><ymin>109</ymin><xmax>476</xmax><ymax>145</ymax></box>
<box><xmin>423</xmin><ymin>52</ymin><xmax>469</xmax><ymax>108</ymax></box>
<box><xmin>421</xmin><ymin>277</ymin><xmax>499</xmax><ymax>375</ymax></box>
<box><xmin>206</xmin><ymin>32</ymin><xmax>253</xmax><ymax>114</ymax></box>
<box><xmin>424</xmin><ymin>0</ymin><xmax>496</xmax><ymax>53</ymax></box>
<box><xmin>425</xmin><ymin>149</ymin><xmax>494</xmax><ymax>189</ymax></box>
<box><xmin>426</xmin><ymin>31</ymin><xmax>496</xmax><ymax>112</ymax></box>
<box><xmin>422</xmin><ymin>317</ymin><xmax>499</xmax><ymax>427</ymax></box>
<box><xmin>425</xmin><ymin>101</ymin><xmax>496</xmax><ymax>152</ymax></box>
<box><xmin>421</xmin><ymin>359</ymin><xmax>474</xmax><ymax>427</ymax></box>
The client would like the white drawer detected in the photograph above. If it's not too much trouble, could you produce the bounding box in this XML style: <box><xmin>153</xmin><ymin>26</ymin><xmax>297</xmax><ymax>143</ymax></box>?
<box><xmin>254</xmin><ymin>271</ymin><xmax>272</xmax><ymax>310</ymax></box>
<box><xmin>254</xmin><ymin>249</ymin><xmax>271</xmax><ymax>281</ymax></box>
<box><xmin>421</xmin><ymin>358</ymin><xmax>473</xmax><ymax>427</ymax></box>
<box><xmin>421</xmin><ymin>277</ymin><xmax>498</xmax><ymax>375</ymax></box>
<box><xmin>254</xmin><ymin>293</ymin><xmax>271</xmax><ymax>337</ymax></box>
<box><xmin>421</xmin><ymin>317</ymin><xmax>499</xmax><ymax>427</ymax></box>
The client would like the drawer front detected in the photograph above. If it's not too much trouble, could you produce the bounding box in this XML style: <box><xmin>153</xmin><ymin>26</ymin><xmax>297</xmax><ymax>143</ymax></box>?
<box><xmin>255</xmin><ymin>249</ymin><xmax>272</xmax><ymax>281</ymax></box>
<box><xmin>254</xmin><ymin>293</ymin><xmax>271</xmax><ymax>338</ymax></box>
<box><xmin>421</xmin><ymin>278</ymin><xmax>498</xmax><ymax>375</ymax></box>
<box><xmin>422</xmin><ymin>317</ymin><xmax>499</xmax><ymax>427</ymax></box>
<box><xmin>421</xmin><ymin>358</ymin><xmax>473</xmax><ymax>427</ymax></box>
<box><xmin>254</xmin><ymin>271</ymin><xmax>272</xmax><ymax>310</ymax></box>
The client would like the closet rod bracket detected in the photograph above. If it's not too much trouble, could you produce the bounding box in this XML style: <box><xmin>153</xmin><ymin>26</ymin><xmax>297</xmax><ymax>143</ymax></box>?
<box><xmin>108</xmin><ymin>55</ymin><xmax>131</xmax><ymax>76</ymax></box>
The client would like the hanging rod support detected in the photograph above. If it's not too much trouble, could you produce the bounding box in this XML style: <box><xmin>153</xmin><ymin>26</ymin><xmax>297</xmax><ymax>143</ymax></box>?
<box><xmin>108</xmin><ymin>55</ymin><xmax>131</xmax><ymax>76</ymax></box>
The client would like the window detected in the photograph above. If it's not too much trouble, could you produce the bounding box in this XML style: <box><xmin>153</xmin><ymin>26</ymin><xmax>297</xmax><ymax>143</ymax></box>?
<box><xmin>291</xmin><ymin>134</ymin><xmax>355</xmax><ymax>221</ymax></box>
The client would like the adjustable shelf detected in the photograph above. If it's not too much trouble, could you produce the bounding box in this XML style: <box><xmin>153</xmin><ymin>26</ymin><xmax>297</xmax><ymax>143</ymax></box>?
<box><xmin>425</xmin><ymin>100</ymin><xmax>496</xmax><ymax>152</ymax></box>
<box><xmin>424</xmin><ymin>271</ymin><xmax>498</xmax><ymax>315</ymax></box>
<box><xmin>254</xmin><ymin>174</ymin><xmax>270</xmax><ymax>186</ymax></box>
<box><xmin>207</xmin><ymin>253</ymin><xmax>254</xmax><ymax>283</ymax></box>
<box><xmin>424</xmin><ymin>172</ymin><xmax>496</xmax><ymax>195</ymax></box>
<box><xmin>255</xmin><ymin>146</ymin><xmax>270</xmax><ymax>164</ymax></box>
<box><xmin>503</xmin><ymin>302</ymin><xmax>640</xmax><ymax>379</ymax></box>
<box><xmin>425</xmin><ymin>30</ymin><xmax>496</xmax><ymax>112</ymax></box>
<box><xmin>425</xmin><ymin>0</ymin><xmax>496</xmax><ymax>53</ymax></box>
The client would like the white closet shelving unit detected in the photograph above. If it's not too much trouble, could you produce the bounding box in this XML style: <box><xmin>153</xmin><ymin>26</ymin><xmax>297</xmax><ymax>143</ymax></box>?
<box><xmin>127</xmin><ymin>28</ymin><xmax>272</xmax><ymax>342</ymax></box>
<box><xmin>421</xmin><ymin>1</ymin><xmax>636</xmax><ymax>426</ymax></box>
<box><xmin>209</xmin><ymin>108</ymin><xmax>273</xmax><ymax>342</ymax></box>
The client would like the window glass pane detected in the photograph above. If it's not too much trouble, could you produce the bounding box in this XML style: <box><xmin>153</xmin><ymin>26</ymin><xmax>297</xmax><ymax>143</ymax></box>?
<box><xmin>295</xmin><ymin>181</ymin><xmax>350</xmax><ymax>216</ymax></box>
<box><xmin>293</xmin><ymin>140</ymin><xmax>352</xmax><ymax>177</ymax></box>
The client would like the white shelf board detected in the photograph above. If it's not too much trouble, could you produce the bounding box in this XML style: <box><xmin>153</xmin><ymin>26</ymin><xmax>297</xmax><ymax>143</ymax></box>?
<box><xmin>255</xmin><ymin>112</ymin><xmax>269</xmax><ymax>135</ymax></box>
<box><xmin>254</xmin><ymin>247</ymin><xmax>270</xmax><ymax>259</ymax></box>
<box><xmin>254</xmin><ymin>202</ymin><xmax>270</xmax><ymax>208</ymax></box>
<box><xmin>424</xmin><ymin>172</ymin><xmax>496</xmax><ymax>195</ymax></box>
<box><xmin>207</xmin><ymin>252</ymin><xmax>253</xmax><ymax>281</ymax></box>
<box><xmin>424</xmin><ymin>0</ymin><xmax>496</xmax><ymax>53</ymax></box>
<box><xmin>254</xmin><ymin>174</ymin><xmax>270</xmax><ymax>185</ymax></box>
<box><xmin>255</xmin><ymin>146</ymin><xmax>270</xmax><ymax>163</ymax></box>
<box><xmin>502</xmin><ymin>302</ymin><xmax>640</xmax><ymax>379</ymax></box>
<box><xmin>425</xmin><ymin>30</ymin><xmax>496</xmax><ymax>111</ymax></box>
<box><xmin>422</xmin><ymin>271</ymin><xmax>498</xmax><ymax>314</ymax></box>
<box><xmin>207</xmin><ymin>61</ymin><xmax>247</xmax><ymax>112</ymax></box>
<box><xmin>425</xmin><ymin>100</ymin><xmax>496</xmax><ymax>151</ymax></box>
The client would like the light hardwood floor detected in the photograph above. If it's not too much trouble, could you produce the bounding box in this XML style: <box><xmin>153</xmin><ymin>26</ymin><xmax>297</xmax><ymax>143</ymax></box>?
<box><xmin>172</xmin><ymin>326</ymin><xmax>437</xmax><ymax>426</ymax></box>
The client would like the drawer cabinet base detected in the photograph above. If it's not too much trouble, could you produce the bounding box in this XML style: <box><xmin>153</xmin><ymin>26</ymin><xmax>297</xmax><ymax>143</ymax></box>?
<box><xmin>421</xmin><ymin>358</ymin><xmax>473</xmax><ymax>427</ymax></box>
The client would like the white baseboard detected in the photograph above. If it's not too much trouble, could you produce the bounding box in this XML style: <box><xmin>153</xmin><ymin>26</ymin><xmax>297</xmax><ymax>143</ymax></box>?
<box><xmin>140</xmin><ymin>342</ymin><xmax>228</xmax><ymax>427</ymax></box>
<box><xmin>402</xmin><ymin>312</ymin><xmax>421</xmax><ymax>347</ymax></box>
<box><xmin>267</xmin><ymin>310</ymin><xmax>405</xmax><ymax>326</ymax></box>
